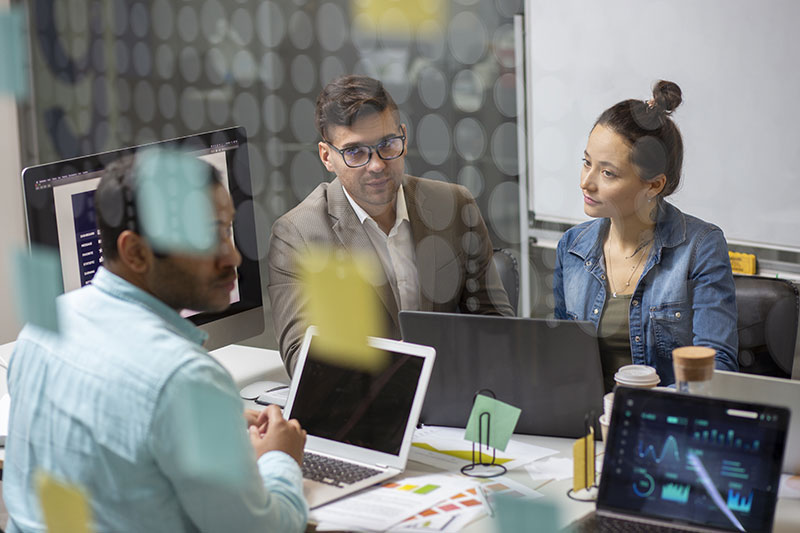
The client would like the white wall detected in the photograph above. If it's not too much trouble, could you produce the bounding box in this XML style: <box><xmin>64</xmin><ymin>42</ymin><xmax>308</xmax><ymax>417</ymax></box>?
<box><xmin>0</xmin><ymin>0</ymin><xmax>26</xmax><ymax>343</ymax></box>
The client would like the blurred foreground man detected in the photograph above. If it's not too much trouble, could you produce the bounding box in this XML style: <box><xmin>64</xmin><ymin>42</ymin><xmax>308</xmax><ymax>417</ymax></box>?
<box><xmin>5</xmin><ymin>156</ymin><xmax>308</xmax><ymax>533</ymax></box>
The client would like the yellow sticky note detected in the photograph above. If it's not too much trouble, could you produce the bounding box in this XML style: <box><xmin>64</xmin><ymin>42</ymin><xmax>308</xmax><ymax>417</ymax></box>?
<box><xmin>351</xmin><ymin>0</ymin><xmax>448</xmax><ymax>37</ymax></box>
<box><xmin>572</xmin><ymin>428</ymin><xmax>595</xmax><ymax>493</ymax></box>
<box><xmin>36</xmin><ymin>472</ymin><xmax>92</xmax><ymax>533</ymax></box>
<box><xmin>300</xmin><ymin>247</ymin><xmax>387</xmax><ymax>372</ymax></box>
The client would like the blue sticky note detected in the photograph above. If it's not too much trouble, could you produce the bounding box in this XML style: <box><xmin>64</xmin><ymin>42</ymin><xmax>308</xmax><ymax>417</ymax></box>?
<box><xmin>0</xmin><ymin>8</ymin><xmax>29</xmax><ymax>99</ymax></box>
<box><xmin>135</xmin><ymin>149</ymin><xmax>216</xmax><ymax>254</ymax></box>
<box><xmin>464</xmin><ymin>394</ymin><xmax>521</xmax><ymax>452</ymax></box>
<box><xmin>11</xmin><ymin>245</ymin><xmax>63</xmax><ymax>333</ymax></box>
<box><xmin>176</xmin><ymin>383</ymin><xmax>251</xmax><ymax>487</ymax></box>
<box><xmin>494</xmin><ymin>493</ymin><xmax>560</xmax><ymax>533</ymax></box>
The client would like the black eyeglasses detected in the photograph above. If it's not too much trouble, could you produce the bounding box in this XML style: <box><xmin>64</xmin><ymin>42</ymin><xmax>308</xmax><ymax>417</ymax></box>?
<box><xmin>325</xmin><ymin>133</ymin><xmax>406</xmax><ymax>168</ymax></box>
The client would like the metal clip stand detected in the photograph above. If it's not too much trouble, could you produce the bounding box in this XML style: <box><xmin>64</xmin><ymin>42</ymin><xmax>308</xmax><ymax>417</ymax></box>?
<box><xmin>461</xmin><ymin>389</ymin><xmax>508</xmax><ymax>478</ymax></box>
<box><xmin>567</xmin><ymin>411</ymin><xmax>599</xmax><ymax>501</ymax></box>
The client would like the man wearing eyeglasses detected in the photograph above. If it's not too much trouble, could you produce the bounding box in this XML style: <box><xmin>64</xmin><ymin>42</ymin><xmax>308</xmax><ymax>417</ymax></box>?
<box><xmin>268</xmin><ymin>75</ymin><xmax>514</xmax><ymax>375</ymax></box>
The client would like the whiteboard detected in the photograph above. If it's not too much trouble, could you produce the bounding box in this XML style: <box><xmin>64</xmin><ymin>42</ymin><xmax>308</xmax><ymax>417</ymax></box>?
<box><xmin>525</xmin><ymin>0</ymin><xmax>800</xmax><ymax>252</ymax></box>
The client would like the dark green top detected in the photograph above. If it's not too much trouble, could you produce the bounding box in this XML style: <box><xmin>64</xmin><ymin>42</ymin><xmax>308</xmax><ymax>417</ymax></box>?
<box><xmin>598</xmin><ymin>293</ymin><xmax>633</xmax><ymax>393</ymax></box>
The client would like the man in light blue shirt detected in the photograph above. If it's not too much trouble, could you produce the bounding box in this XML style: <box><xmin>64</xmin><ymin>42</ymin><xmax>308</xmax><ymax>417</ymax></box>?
<box><xmin>4</xmin><ymin>156</ymin><xmax>308</xmax><ymax>532</ymax></box>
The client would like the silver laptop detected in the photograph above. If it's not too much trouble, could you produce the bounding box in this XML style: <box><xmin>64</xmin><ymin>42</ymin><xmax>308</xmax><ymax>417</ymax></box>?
<box><xmin>399</xmin><ymin>311</ymin><xmax>604</xmax><ymax>438</ymax></box>
<box><xmin>571</xmin><ymin>387</ymin><xmax>789</xmax><ymax>533</ymax></box>
<box><xmin>711</xmin><ymin>370</ymin><xmax>800</xmax><ymax>474</ymax></box>
<box><xmin>283</xmin><ymin>326</ymin><xmax>435</xmax><ymax>509</ymax></box>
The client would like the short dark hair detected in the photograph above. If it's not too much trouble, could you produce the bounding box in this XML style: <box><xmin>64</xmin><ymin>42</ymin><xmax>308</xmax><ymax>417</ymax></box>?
<box><xmin>315</xmin><ymin>75</ymin><xmax>400</xmax><ymax>140</ymax></box>
<box><xmin>595</xmin><ymin>80</ymin><xmax>684</xmax><ymax>199</ymax></box>
<box><xmin>95</xmin><ymin>153</ymin><xmax>221</xmax><ymax>260</ymax></box>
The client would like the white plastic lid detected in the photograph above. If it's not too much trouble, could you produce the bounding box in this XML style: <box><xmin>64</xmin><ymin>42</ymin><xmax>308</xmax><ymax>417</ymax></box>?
<box><xmin>614</xmin><ymin>364</ymin><xmax>660</xmax><ymax>386</ymax></box>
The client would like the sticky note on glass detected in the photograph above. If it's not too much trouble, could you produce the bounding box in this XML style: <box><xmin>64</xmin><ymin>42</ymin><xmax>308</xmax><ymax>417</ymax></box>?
<box><xmin>36</xmin><ymin>471</ymin><xmax>92</xmax><ymax>533</ymax></box>
<box><xmin>175</xmin><ymin>383</ymin><xmax>250</xmax><ymax>487</ymax></box>
<box><xmin>135</xmin><ymin>149</ymin><xmax>216</xmax><ymax>254</ymax></box>
<box><xmin>573</xmin><ymin>428</ymin><xmax>595</xmax><ymax>492</ymax></box>
<box><xmin>300</xmin><ymin>248</ymin><xmax>387</xmax><ymax>372</ymax></box>
<box><xmin>0</xmin><ymin>7</ymin><xmax>29</xmax><ymax>99</ymax></box>
<box><xmin>463</xmin><ymin>394</ymin><xmax>521</xmax><ymax>452</ymax></box>
<box><xmin>11</xmin><ymin>245</ymin><xmax>63</xmax><ymax>333</ymax></box>
<box><xmin>494</xmin><ymin>492</ymin><xmax>560</xmax><ymax>533</ymax></box>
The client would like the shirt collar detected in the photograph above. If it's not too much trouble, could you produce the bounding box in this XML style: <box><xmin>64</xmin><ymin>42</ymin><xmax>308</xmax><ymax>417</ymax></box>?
<box><xmin>90</xmin><ymin>267</ymin><xmax>209</xmax><ymax>346</ymax></box>
<box><xmin>342</xmin><ymin>184</ymin><xmax>409</xmax><ymax>229</ymax></box>
<box><xmin>567</xmin><ymin>201</ymin><xmax>687</xmax><ymax>261</ymax></box>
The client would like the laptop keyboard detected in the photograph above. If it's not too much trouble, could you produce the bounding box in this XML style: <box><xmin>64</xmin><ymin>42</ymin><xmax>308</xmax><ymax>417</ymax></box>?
<box><xmin>302</xmin><ymin>451</ymin><xmax>382</xmax><ymax>488</ymax></box>
<box><xmin>570</xmin><ymin>513</ymin><xmax>694</xmax><ymax>533</ymax></box>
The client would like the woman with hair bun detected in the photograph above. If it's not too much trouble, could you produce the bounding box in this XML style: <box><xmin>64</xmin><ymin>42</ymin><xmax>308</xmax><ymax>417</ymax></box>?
<box><xmin>553</xmin><ymin>80</ymin><xmax>738</xmax><ymax>390</ymax></box>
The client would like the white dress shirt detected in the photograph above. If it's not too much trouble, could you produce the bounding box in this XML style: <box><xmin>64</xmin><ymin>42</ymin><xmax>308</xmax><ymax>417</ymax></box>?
<box><xmin>342</xmin><ymin>185</ymin><xmax>421</xmax><ymax>311</ymax></box>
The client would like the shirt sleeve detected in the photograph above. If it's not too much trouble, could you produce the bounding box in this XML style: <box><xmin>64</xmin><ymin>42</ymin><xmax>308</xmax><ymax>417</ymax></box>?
<box><xmin>148</xmin><ymin>355</ymin><xmax>307</xmax><ymax>533</ymax></box>
<box><xmin>690</xmin><ymin>228</ymin><xmax>739</xmax><ymax>372</ymax></box>
<box><xmin>553</xmin><ymin>237</ymin><xmax>568</xmax><ymax>320</ymax></box>
<box><xmin>267</xmin><ymin>216</ymin><xmax>310</xmax><ymax>377</ymax></box>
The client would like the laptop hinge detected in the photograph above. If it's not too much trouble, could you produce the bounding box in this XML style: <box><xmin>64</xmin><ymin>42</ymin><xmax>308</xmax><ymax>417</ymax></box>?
<box><xmin>376</xmin><ymin>464</ymin><xmax>389</xmax><ymax>469</ymax></box>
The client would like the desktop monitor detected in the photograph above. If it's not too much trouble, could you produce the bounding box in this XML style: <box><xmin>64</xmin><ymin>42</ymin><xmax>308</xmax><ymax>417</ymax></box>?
<box><xmin>21</xmin><ymin>126</ymin><xmax>264</xmax><ymax>350</ymax></box>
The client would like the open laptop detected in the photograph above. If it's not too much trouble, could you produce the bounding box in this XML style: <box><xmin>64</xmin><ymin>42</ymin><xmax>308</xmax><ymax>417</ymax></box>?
<box><xmin>283</xmin><ymin>326</ymin><xmax>435</xmax><ymax>509</ymax></box>
<box><xmin>572</xmin><ymin>387</ymin><xmax>789</xmax><ymax>533</ymax></box>
<box><xmin>398</xmin><ymin>312</ymin><xmax>604</xmax><ymax>438</ymax></box>
<box><xmin>711</xmin><ymin>370</ymin><xmax>800</xmax><ymax>474</ymax></box>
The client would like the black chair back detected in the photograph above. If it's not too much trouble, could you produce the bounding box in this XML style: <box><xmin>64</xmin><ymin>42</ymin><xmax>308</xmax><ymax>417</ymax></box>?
<box><xmin>492</xmin><ymin>248</ymin><xmax>519</xmax><ymax>315</ymax></box>
<box><xmin>734</xmin><ymin>275</ymin><xmax>800</xmax><ymax>378</ymax></box>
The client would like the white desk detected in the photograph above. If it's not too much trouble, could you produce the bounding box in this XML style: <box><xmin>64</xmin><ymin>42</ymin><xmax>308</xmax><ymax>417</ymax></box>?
<box><xmin>2</xmin><ymin>342</ymin><xmax>799</xmax><ymax>531</ymax></box>
<box><xmin>228</xmin><ymin>347</ymin><xmax>800</xmax><ymax>532</ymax></box>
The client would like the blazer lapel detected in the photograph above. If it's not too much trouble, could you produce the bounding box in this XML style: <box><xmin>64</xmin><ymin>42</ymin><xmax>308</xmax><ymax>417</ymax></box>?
<box><xmin>404</xmin><ymin>176</ymin><xmax>438</xmax><ymax>312</ymax></box>
<box><xmin>327</xmin><ymin>178</ymin><xmax>401</xmax><ymax>329</ymax></box>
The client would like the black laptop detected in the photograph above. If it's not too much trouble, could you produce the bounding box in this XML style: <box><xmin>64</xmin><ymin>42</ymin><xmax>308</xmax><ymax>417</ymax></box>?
<box><xmin>572</xmin><ymin>387</ymin><xmax>790</xmax><ymax>533</ymax></box>
<box><xmin>398</xmin><ymin>311</ymin><xmax>604</xmax><ymax>438</ymax></box>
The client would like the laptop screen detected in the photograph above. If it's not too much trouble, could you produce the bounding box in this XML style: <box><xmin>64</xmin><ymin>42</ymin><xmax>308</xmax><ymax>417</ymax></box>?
<box><xmin>599</xmin><ymin>388</ymin><xmax>789</xmax><ymax>532</ymax></box>
<box><xmin>287</xmin><ymin>341</ymin><xmax>424</xmax><ymax>456</ymax></box>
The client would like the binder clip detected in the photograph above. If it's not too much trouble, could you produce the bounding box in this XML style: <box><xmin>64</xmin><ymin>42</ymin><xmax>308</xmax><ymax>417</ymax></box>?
<box><xmin>567</xmin><ymin>411</ymin><xmax>599</xmax><ymax>501</ymax></box>
<box><xmin>461</xmin><ymin>389</ymin><xmax>508</xmax><ymax>478</ymax></box>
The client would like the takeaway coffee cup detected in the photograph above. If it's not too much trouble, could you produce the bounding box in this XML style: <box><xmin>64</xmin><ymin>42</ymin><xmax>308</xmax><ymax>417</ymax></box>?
<box><xmin>614</xmin><ymin>364</ymin><xmax>660</xmax><ymax>389</ymax></box>
<box><xmin>672</xmin><ymin>346</ymin><xmax>715</xmax><ymax>395</ymax></box>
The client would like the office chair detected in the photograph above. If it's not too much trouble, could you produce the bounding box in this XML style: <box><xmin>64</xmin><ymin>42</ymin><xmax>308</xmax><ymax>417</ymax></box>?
<box><xmin>492</xmin><ymin>248</ymin><xmax>519</xmax><ymax>315</ymax></box>
<box><xmin>734</xmin><ymin>275</ymin><xmax>800</xmax><ymax>379</ymax></box>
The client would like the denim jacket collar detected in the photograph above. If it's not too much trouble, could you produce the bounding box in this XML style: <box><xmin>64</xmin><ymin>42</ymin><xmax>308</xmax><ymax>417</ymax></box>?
<box><xmin>567</xmin><ymin>201</ymin><xmax>688</xmax><ymax>267</ymax></box>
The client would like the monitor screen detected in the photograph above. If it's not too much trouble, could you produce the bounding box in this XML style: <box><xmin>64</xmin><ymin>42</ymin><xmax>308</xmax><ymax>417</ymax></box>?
<box><xmin>21</xmin><ymin>126</ymin><xmax>264</xmax><ymax>350</ymax></box>
<box><xmin>599</xmin><ymin>388</ymin><xmax>789</xmax><ymax>533</ymax></box>
<box><xmin>288</xmin><ymin>338</ymin><xmax>425</xmax><ymax>456</ymax></box>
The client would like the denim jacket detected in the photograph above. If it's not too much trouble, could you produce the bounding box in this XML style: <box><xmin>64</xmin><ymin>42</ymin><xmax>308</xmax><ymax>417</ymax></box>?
<box><xmin>553</xmin><ymin>202</ymin><xmax>738</xmax><ymax>385</ymax></box>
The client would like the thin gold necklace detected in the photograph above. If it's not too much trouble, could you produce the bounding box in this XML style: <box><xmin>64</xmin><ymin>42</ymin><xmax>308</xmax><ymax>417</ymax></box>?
<box><xmin>606</xmin><ymin>241</ymin><xmax>651</xmax><ymax>297</ymax></box>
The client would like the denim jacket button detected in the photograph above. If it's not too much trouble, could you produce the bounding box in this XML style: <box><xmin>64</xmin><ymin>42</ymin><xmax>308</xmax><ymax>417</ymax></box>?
<box><xmin>635</xmin><ymin>336</ymin><xmax>641</xmax><ymax>342</ymax></box>
<box><xmin>600</xmin><ymin>274</ymin><xmax>606</xmax><ymax>280</ymax></box>
<box><xmin>586</xmin><ymin>260</ymin><xmax>592</xmax><ymax>267</ymax></box>
<box><xmin>675</xmin><ymin>312</ymin><xmax>681</xmax><ymax>318</ymax></box>
<box><xmin>593</xmin><ymin>308</ymin><xmax>599</xmax><ymax>315</ymax></box>
<box><xmin>632</xmin><ymin>299</ymin><xmax>639</xmax><ymax>306</ymax></box>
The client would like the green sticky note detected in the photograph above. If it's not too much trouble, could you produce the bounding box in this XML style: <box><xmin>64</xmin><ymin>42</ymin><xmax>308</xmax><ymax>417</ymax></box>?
<box><xmin>135</xmin><ymin>149</ymin><xmax>216</xmax><ymax>254</ymax></box>
<box><xmin>11</xmin><ymin>245</ymin><xmax>63</xmax><ymax>333</ymax></box>
<box><xmin>0</xmin><ymin>7</ymin><xmax>29</xmax><ymax>99</ymax></box>
<box><xmin>175</xmin><ymin>383</ymin><xmax>250</xmax><ymax>487</ymax></box>
<box><xmin>464</xmin><ymin>394</ymin><xmax>521</xmax><ymax>452</ymax></box>
<box><xmin>494</xmin><ymin>493</ymin><xmax>560</xmax><ymax>533</ymax></box>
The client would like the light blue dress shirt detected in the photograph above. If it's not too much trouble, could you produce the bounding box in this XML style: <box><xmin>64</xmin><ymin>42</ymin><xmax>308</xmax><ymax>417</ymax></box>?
<box><xmin>5</xmin><ymin>267</ymin><xmax>307</xmax><ymax>533</ymax></box>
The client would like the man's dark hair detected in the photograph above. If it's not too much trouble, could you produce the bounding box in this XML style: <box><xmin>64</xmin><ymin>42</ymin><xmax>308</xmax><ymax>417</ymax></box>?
<box><xmin>94</xmin><ymin>153</ymin><xmax>221</xmax><ymax>260</ymax></box>
<box><xmin>315</xmin><ymin>75</ymin><xmax>400</xmax><ymax>141</ymax></box>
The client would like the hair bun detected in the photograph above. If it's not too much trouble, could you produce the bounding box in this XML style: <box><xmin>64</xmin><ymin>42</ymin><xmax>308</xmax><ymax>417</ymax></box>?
<box><xmin>651</xmin><ymin>80</ymin><xmax>682</xmax><ymax>115</ymax></box>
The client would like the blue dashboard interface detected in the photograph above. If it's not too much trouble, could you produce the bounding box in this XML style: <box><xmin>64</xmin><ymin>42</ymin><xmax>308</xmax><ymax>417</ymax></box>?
<box><xmin>599</xmin><ymin>388</ymin><xmax>788</xmax><ymax>532</ymax></box>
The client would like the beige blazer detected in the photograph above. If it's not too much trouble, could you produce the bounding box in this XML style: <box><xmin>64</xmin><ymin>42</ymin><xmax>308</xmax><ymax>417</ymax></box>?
<box><xmin>267</xmin><ymin>175</ymin><xmax>513</xmax><ymax>374</ymax></box>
